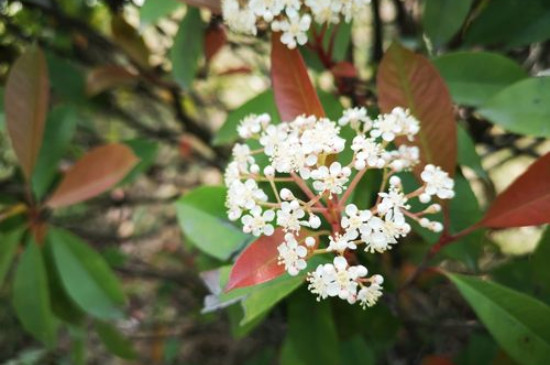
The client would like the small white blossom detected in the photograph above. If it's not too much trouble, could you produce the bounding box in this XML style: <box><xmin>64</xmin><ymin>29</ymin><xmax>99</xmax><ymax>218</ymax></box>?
<box><xmin>360</xmin><ymin>216</ymin><xmax>410</xmax><ymax>253</ymax></box>
<box><xmin>341</xmin><ymin>204</ymin><xmax>372</xmax><ymax>239</ymax></box>
<box><xmin>327</xmin><ymin>232</ymin><xmax>357</xmax><ymax>252</ymax></box>
<box><xmin>272</xmin><ymin>12</ymin><xmax>311</xmax><ymax>49</ymax></box>
<box><xmin>421</xmin><ymin>164</ymin><xmax>455</xmax><ymax>199</ymax></box>
<box><xmin>351</xmin><ymin>136</ymin><xmax>386</xmax><ymax>169</ymax></box>
<box><xmin>338</xmin><ymin>107</ymin><xmax>372</xmax><ymax>131</ymax></box>
<box><xmin>277</xmin><ymin>233</ymin><xmax>308</xmax><ymax>276</ymax></box>
<box><xmin>237</xmin><ymin>113</ymin><xmax>271</xmax><ymax>139</ymax></box>
<box><xmin>357</xmin><ymin>275</ymin><xmax>384</xmax><ymax>308</ymax></box>
<box><xmin>241</xmin><ymin>206</ymin><xmax>275</xmax><ymax>236</ymax></box>
<box><xmin>311</xmin><ymin>162</ymin><xmax>351</xmax><ymax>195</ymax></box>
<box><xmin>377</xmin><ymin>184</ymin><xmax>410</xmax><ymax>222</ymax></box>
<box><xmin>276</xmin><ymin>200</ymin><xmax>306</xmax><ymax>232</ymax></box>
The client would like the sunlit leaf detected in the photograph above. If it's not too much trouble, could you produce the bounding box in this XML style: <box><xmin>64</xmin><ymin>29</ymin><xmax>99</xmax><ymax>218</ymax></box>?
<box><xmin>140</xmin><ymin>0</ymin><xmax>183</xmax><ymax>25</ymax></box>
<box><xmin>481</xmin><ymin>152</ymin><xmax>550</xmax><ymax>228</ymax></box>
<box><xmin>46</xmin><ymin>144</ymin><xmax>138</xmax><ymax>208</ymax></box>
<box><xmin>377</xmin><ymin>42</ymin><xmax>457</xmax><ymax>176</ymax></box>
<box><xmin>447</xmin><ymin>273</ymin><xmax>550</xmax><ymax>365</ymax></box>
<box><xmin>48</xmin><ymin>228</ymin><xmax>125</xmax><ymax>319</ymax></box>
<box><xmin>13</xmin><ymin>238</ymin><xmax>57</xmax><ymax>347</ymax></box>
<box><xmin>434</xmin><ymin>51</ymin><xmax>527</xmax><ymax>106</ymax></box>
<box><xmin>5</xmin><ymin>45</ymin><xmax>49</xmax><ymax>180</ymax></box>
<box><xmin>175</xmin><ymin>186</ymin><xmax>250</xmax><ymax>260</ymax></box>
<box><xmin>477</xmin><ymin>77</ymin><xmax>550</xmax><ymax>137</ymax></box>
<box><xmin>271</xmin><ymin>32</ymin><xmax>325</xmax><ymax>121</ymax></box>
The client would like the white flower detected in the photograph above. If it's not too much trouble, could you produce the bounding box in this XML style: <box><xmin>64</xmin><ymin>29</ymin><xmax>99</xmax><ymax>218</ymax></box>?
<box><xmin>420</xmin><ymin>164</ymin><xmax>455</xmax><ymax>199</ymax></box>
<box><xmin>360</xmin><ymin>216</ymin><xmax>409</xmax><ymax>253</ymax></box>
<box><xmin>231</xmin><ymin>143</ymin><xmax>255</xmax><ymax>171</ymax></box>
<box><xmin>241</xmin><ymin>206</ymin><xmax>275</xmax><ymax>236</ymax></box>
<box><xmin>300</xmin><ymin>118</ymin><xmax>345</xmax><ymax>155</ymax></box>
<box><xmin>351</xmin><ymin>136</ymin><xmax>386</xmax><ymax>169</ymax></box>
<box><xmin>391</xmin><ymin>107</ymin><xmax>420</xmax><ymax>141</ymax></box>
<box><xmin>311</xmin><ymin>162</ymin><xmax>351</xmax><ymax>195</ymax></box>
<box><xmin>323</xmin><ymin>256</ymin><xmax>366</xmax><ymax>300</ymax></box>
<box><xmin>237</xmin><ymin>113</ymin><xmax>271</xmax><ymax>139</ymax></box>
<box><xmin>357</xmin><ymin>275</ymin><xmax>384</xmax><ymax>308</ymax></box>
<box><xmin>306</xmin><ymin>0</ymin><xmax>340</xmax><ymax>23</ymax></box>
<box><xmin>276</xmin><ymin>199</ymin><xmax>306</xmax><ymax>232</ymax></box>
<box><xmin>224</xmin><ymin>161</ymin><xmax>241</xmax><ymax>186</ymax></box>
<box><xmin>277</xmin><ymin>233</ymin><xmax>308</xmax><ymax>276</ymax></box>
<box><xmin>327</xmin><ymin>232</ymin><xmax>357</xmax><ymax>252</ymax></box>
<box><xmin>341</xmin><ymin>204</ymin><xmax>372</xmax><ymax>239</ymax></box>
<box><xmin>226</xmin><ymin>179</ymin><xmax>268</xmax><ymax>218</ymax></box>
<box><xmin>260</xmin><ymin>124</ymin><xmax>289</xmax><ymax>156</ymax></box>
<box><xmin>386</xmin><ymin>145</ymin><xmax>420</xmax><ymax>171</ymax></box>
<box><xmin>249</xmin><ymin>0</ymin><xmax>285</xmax><ymax>22</ymax></box>
<box><xmin>222</xmin><ymin>0</ymin><xmax>257</xmax><ymax>35</ymax></box>
<box><xmin>339</xmin><ymin>107</ymin><xmax>372</xmax><ymax>131</ymax></box>
<box><xmin>377</xmin><ymin>184</ymin><xmax>410</xmax><ymax>222</ymax></box>
<box><xmin>307</xmin><ymin>264</ymin><xmax>332</xmax><ymax>301</ymax></box>
<box><xmin>272</xmin><ymin>12</ymin><xmax>311</xmax><ymax>49</ymax></box>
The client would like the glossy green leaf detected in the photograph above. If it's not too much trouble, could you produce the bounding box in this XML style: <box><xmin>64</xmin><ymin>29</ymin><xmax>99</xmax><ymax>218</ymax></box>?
<box><xmin>443</xmin><ymin>174</ymin><xmax>484</xmax><ymax>269</ymax></box>
<box><xmin>175</xmin><ymin>186</ymin><xmax>250</xmax><ymax>261</ymax></box>
<box><xmin>140</xmin><ymin>0</ymin><xmax>182</xmax><ymax>25</ymax></box>
<box><xmin>532</xmin><ymin>226</ymin><xmax>550</xmax><ymax>293</ymax></box>
<box><xmin>0</xmin><ymin>228</ymin><xmax>23</xmax><ymax>287</ymax></box>
<box><xmin>32</xmin><ymin>105</ymin><xmax>78</xmax><ymax>199</ymax></box>
<box><xmin>340</xmin><ymin>336</ymin><xmax>375</xmax><ymax>365</ymax></box>
<box><xmin>13</xmin><ymin>239</ymin><xmax>57</xmax><ymax>347</ymax></box>
<box><xmin>120</xmin><ymin>138</ymin><xmax>158</xmax><ymax>185</ymax></box>
<box><xmin>457</xmin><ymin>125</ymin><xmax>488</xmax><ymax>181</ymax></box>
<box><xmin>171</xmin><ymin>7</ymin><xmax>204</xmax><ymax>90</ymax></box>
<box><xmin>447</xmin><ymin>273</ymin><xmax>550</xmax><ymax>365</ymax></box>
<box><xmin>422</xmin><ymin>0</ymin><xmax>474</xmax><ymax>46</ymax></box>
<box><xmin>96</xmin><ymin>321</ymin><xmax>137</xmax><ymax>360</ymax></box>
<box><xmin>434</xmin><ymin>52</ymin><xmax>527</xmax><ymax>106</ymax></box>
<box><xmin>283</xmin><ymin>290</ymin><xmax>339</xmax><ymax>365</ymax></box>
<box><xmin>48</xmin><ymin>228</ymin><xmax>125</xmax><ymax>319</ymax></box>
<box><xmin>478</xmin><ymin>77</ymin><xmax>550</xmax><ymax>137</ymax></box>
<box><xmin>464</xmin><ymin>0</ymin><xmax>550</xmax><ymax>48</ymax></box>
<box><xmin>213</xmin><ymin>90</ymin><xmax>280</xmax><ymax>146</ymax></box>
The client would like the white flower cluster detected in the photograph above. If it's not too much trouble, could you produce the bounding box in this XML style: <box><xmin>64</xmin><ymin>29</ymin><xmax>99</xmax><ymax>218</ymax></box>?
<box><xmin>221</xmin><ymin>0</ymin><xmax>371</xmax><ymax>49</ymax></box>
<box><xmin>224</xmin><ymin>106</ymin><xmax>455</xmax><ymax>308</ymax></box>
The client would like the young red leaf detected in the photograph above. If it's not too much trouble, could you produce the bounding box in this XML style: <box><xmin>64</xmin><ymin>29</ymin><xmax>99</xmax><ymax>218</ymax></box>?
<box><xmin>271</xmin><ymin>32</ymin><xmax>325</xmax><ymax>121</ymax></box>
<box><xmin>481</xmin><ymin>152</ymin><xmax>550</xmax><ymax>228</ymax></box>
<box><xmin>226</xmin><ymin>228</ymin><xmax>292</xmax><ymax>291</ymax></box>
<box><xmin>86</xmin><ymin>65</ymin><xmax>139</xmax><ymax>96</ymax></box>
<box><xmin>4</xmin><ymin>45</ymin><xmax>49</xmax><ymax>180</ymax></box>
<box><xmin>377</xmin><ymin>42</ymin><xmax>457</xmax><ymax>176</ymax></box>
<box><xmin>204</xmin><ymin>24</ymin><xmax>227</xmax><ymax>63</ymax></box>
<box><xmin>46</xmin><ymin>144</ymin><xmax>138</xmax><ymax>208</ymax></box>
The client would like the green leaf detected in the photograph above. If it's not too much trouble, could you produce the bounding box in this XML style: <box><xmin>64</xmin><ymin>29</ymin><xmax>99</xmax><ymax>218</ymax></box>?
<box><xmin>443</xmin><ymin>174</ymin><xmax>484</xmax><ymax>270</ymax></box>
<box><xmin>120</xmin><ymin>138</ymin><xmax>158</xmax><ymax>185</ymax></box>
<box><xmin>283</xmin><ymin>289</ymin><xmax>339</xmax><ymax>365</ymax></box>
<box><xmin>455</xmin><ymin>334</ymin><xmax>498</xmax><ymax>365</ymax></box>
<box><xmin>0</xmin><ymin>228</ymin><xmax>23</xmax><ymax>287</ymax></box>
<box><xmin>464</xmin><ymin>0</ymin><xmax>550</xmax><ymax>48</ymax></box>
<box><xmin>434</xmin><ymin>51</ymin><xmax>527</xmax><ymax>106</ymax></box>
<box><xmin>213</xmin><ymin>90</ymin><xmax>280</xmax><ymax>146</ymax></box>
<box><xmin>175</xmin><ymin>186</ymin><xmax>250</xmax><ymax>261</ymax></box>
<box><xmin>46</xmin><ymin>52</ymin><xmax>86</xmax><ymax>104</ymax></box>
<box><xmin>447</xmin><ymin>273</ymin><xmax>550</xmax><ymax>365</ymax></box>
<box><xmin>422</xmin><ymin>0</ymin><xmax>474</xmax><ymax>46</ymax></box>
<box><xmin>95</xmin><ymin>321</ymin><xmax>137</xmax><ymax>360</ymax></box>
<box><xmin>32</xmin><ymin>105</ymin><xmax>78</xmax><ymax>199</ymax></box>
<box><xmin>532</xmin><ymin>226</ymin><xmax>550</xmax><ymax>293</ymax></box>
<box><xmin>457</xmin><ymin>125</ymin><xmax>488</xmax><ymax>181</ymax></box>
<box><xmin>478</xmin><ymin>77</ymin><xmax>550</xmax><ymax>137</ymax></box>
<box><xmin>340</xmin><ymin>336</ymin><xmax>375</xmax><ymax>365</ymax></box>
<box><xmin>48</xmin><ymin>228</ymin><xmax>125</xmax><ymax>319</ymax></box>
<box><xmin>171</xmin><ymin>7</ymin><xmax>204</xmax><ymax>90</ymax></box>
<box><xmin>140</xmin><ymin>0</ymin><xmax>182</xmax><ymax>25</ymax></box>
<box><xmin>13</xmin><ymin>238</ymin><xmax>57</xmax><ymax>347</ymax></box>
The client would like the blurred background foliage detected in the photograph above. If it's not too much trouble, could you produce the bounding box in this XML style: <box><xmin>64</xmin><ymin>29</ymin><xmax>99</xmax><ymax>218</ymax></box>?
<box><xmin>0</xmin><ymin>0</ymin><xmax>550</xmax><ymax>364</ymax></box>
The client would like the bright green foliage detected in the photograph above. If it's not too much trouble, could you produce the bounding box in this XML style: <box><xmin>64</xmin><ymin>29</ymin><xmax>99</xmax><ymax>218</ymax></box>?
<box><xmin>478</xmin><ymin>77</ymin><xmax>550</xmax><ymax>137</ymax></box>
<box><xmin>140</xmin><ymin>0</ymin><xmax>182</xmax><ymax>25</ymax></box>
<box><xmin>214</xmin><ymin>90</ymin><xmax>280</xmax><ymax>146</ymax></box>
<box><xmin>448</xmin><ymin>273</ymin><xmax>550</xmax><ymax>365</ymax></box>
<box><xmin>175</xmin><ymin>186</ymin><xmax>250</xmax><ymax>260</ymax></box>
<box><xmin>32</xmin><ymin>105</ymin><xmax>78</xmax><ymax>198</ymax></box>
<box><xmin>456</xmin><ymin>125</ymin><xmax>488</xmax><ymax>181</ymax></box>
<box><xmin>48</xmin><ymin>228</ymin><xmax>125</xmax><ymax>319</ymax></box>
<box><xmin>171</xmin><ymin>7</ymin><xmax>205</xmax><ymax>90</ymax></box>
<box><xmin>13</xmin><ymin>238</ymin><xmax>58</xmax><ymax>347</ymax></box>
<box><xmin>434</xmin><ymin>51</ymin><xmax>527</xmax><ymax>106</ymax></box>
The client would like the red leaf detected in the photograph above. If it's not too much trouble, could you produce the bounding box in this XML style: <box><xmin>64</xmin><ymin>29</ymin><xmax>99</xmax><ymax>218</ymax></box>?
<box><xmin>331</xmin><ymin>61</ymin><xmax>358</xmax><ymax>79</ymax></box>
<box><xmin>271</xmin><ymin>32</ymin><xmax>325</xmax><ymax>121</ymax></box>
<box><xmin>204</xmin><ymin>24</ymin><xmax>227</xmax><ymax>63</ymax></box>
<box><xmin>226</xmin><ymin>228</ymin><xmax>287</xmax><ymax>291</ymax></box>
<box><xmin>86</xmin><ymin>65</ymin><xmax>139</xmax><ymax>96</ymax></box>
<box><xmin>46</xmin><ymin>144</ymin><xmax>138</xmax><ymax>208</ymax></box>
<box><xmin>4</xmin><ymin>45</ymin><xmax>49</xmax><ymax>180</ymax></box>
<box><xmin>377</xmin><ymin>42</ymin><xmax>457</xmax><ymax>176</ymax></box>
<box><xmin>481</xmin><ymin>152</ymin><xmax>550</xmax><ymax>228</ymax></box>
